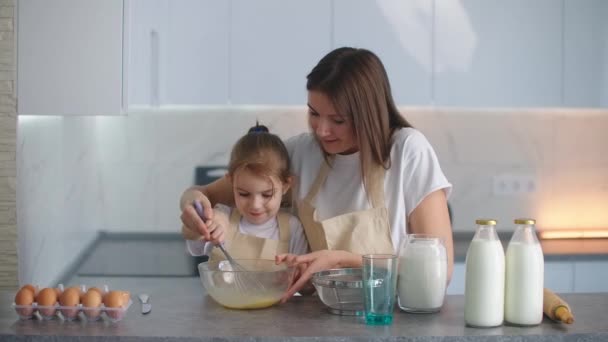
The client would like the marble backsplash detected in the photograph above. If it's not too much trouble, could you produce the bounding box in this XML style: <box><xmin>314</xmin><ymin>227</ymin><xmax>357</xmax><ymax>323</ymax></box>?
<box><xmin>16</xmin><ymin>107</ymin><xmax>608</xmax><ymax>286</ymax></box>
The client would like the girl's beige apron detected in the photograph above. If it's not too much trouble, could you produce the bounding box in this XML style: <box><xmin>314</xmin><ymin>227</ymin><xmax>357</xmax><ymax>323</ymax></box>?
<box><xmin>297</xmin><ymin>160</ymin><xmax>394</xmax><ymax>254</ymax></box>
<box><xmin>210</xmin><ymin>209</ymin><xmax>291</xmax><ymax>261</ymax></box>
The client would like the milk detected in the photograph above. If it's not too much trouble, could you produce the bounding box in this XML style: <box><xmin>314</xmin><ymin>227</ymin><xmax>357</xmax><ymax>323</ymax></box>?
<box><xmin>464</xmin><ymin>238</ymin><xmax>505</xmax><ymax>327</ymax></box>
<box><xmin>505</xmin><ymin>234</ymin><xmax>544</xmax><ymax>325</ymax></box>
<box><xmin>397</xmin><ymin>238</ymin><xmax>447</xmax><ymax>312</ymax></box>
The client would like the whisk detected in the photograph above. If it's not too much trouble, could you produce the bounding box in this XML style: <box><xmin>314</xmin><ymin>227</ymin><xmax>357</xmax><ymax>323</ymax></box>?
<box><xmin>192</xmin><ymin>201</ymin><xmax>265</xmax><ymax>293</ymax></box>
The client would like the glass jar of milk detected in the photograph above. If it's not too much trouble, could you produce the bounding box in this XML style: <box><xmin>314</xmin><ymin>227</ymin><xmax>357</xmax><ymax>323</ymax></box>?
<box><xmin>505</xmin><ymin>218</ymin><xmax>544</xmax><ymax>326</ymax></box>
<box><xmin>397</xmin><ymin>234</ymin><xmax>447</xmax><ymax>313</ymax></box>
<box><xmin>464</xmin><ymin>219</ymin><xmax>505</xmax><ymax>328</ymax></box>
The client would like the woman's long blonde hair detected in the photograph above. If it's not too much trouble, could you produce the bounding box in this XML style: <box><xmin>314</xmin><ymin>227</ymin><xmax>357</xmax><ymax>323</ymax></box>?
<box><xmin>306</xmin><ymin>47</ymin><xmax>412</xmax><ymax>194</ymax></box>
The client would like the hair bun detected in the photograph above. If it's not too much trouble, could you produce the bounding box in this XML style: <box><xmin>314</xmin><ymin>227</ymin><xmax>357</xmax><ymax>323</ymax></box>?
<box><xmin>248</xmin><ymin>123</ymin><xmax>269</xmax><ymax>134</ymax></box>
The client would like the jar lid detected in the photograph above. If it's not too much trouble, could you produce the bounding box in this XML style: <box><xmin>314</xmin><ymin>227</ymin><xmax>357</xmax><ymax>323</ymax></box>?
<box><xmin>514</xmin><ymin>218</ymin><xmax>536</xmax><ymax>225</ymax></box>
<box><xmin>475</xmin><ymin>219</ymin><xmax>497</xmax><ymax>225</ymax></box>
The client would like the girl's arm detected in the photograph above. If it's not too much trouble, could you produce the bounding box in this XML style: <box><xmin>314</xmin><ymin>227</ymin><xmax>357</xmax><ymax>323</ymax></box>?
<box><xmin>288</xmin><ymin>216</ymin><xmax>310</xmax><ymax>255</ymax></box>
<box><xmin>407</xmin><ymin>189</ymin><xmax>454</xmax><ymax>283</ymax></box>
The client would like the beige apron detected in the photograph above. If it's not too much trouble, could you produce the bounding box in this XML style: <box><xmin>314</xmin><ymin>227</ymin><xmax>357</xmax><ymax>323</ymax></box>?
<box><xmin>297</xmin><ymin>159</ymin><xmax>394</xmax><ymax>254</ymax></box>
<box><xmin>209</xmin><ymin>209</ymin><xmax>291</xmax><ymax>261</ymax></box>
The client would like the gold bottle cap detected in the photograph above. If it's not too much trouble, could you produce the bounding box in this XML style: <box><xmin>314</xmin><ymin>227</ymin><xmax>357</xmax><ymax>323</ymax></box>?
<box><xmin>514</xmin><ymin>218</ymin><xmax>536</xmax><ymax>225</ymax></box>
<box><xmin>475</xmin><ymin>219</ymin><xmax>497</xmax><ymax>226</ymax></box>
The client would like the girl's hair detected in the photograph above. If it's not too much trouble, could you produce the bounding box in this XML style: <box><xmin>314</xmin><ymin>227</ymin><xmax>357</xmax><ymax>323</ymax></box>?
<box><xmin>306</xmin><ymin>47</ymin><xmax>412</xmax><ymax>192</ymax></box>
<box><xmin>228</xmin><ymin>123</ymin><xmax>291</xmax><ymax>186</ymax></box>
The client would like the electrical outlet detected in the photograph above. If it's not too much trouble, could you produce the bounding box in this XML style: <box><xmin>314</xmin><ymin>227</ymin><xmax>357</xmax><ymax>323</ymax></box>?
<box><xmin>492</xmin><ymin>174</ymin><xmax>537</xmax><ymax>196</ymax></box>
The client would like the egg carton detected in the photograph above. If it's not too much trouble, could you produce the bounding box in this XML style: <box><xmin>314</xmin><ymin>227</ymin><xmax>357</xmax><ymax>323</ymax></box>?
<box><xmin>12</xmin><ymin>284</ymin><xmax>132</xmax><ymax>323</ymax></box>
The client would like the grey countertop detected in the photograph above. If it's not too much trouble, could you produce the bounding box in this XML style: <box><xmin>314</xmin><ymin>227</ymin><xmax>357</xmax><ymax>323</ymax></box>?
<box><xmin>2</xmin><ymin>282</ymin><xmax>607</xmax><ymax>342</ymax></box>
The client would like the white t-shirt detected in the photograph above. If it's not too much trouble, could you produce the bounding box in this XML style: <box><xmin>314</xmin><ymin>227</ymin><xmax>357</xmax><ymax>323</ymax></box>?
<box><xmin>285</xmin><ymin>127</ymin><xmax>452</xmax><ymax>252</ymax></box>
<box><xmin>186</xmin><ymin>204</ymin><xmax>309</xmax><ymax>256</ymax></box>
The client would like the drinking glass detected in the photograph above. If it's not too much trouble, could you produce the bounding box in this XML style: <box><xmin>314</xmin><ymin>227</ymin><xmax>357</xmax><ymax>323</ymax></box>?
<box><xmin>397</xmin><ymin>234</ymin><xmax>447</xmax><ymax>313</ymax></box>
<box><xmin>362</xmin><ymin>254</ymin><xmax>398</xmax><ymax>325</ymax></box>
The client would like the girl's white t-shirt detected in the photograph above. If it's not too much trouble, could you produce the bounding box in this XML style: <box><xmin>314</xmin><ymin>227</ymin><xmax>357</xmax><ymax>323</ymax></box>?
<box><xmin>186</xmin><ymin>204</ymin><xmax>309</xmax><ymax>256</ymax></box>
<box><xmin>285</xmin><ymin>127</ymin><xmax>452</xmax><ymax>252</ymax></box>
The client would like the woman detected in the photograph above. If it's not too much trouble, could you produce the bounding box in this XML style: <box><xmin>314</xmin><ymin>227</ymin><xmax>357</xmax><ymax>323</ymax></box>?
<box><xmin>180</xmin><ymin>47</ymin><xmax>453</xmax><ymax>301</ymax></box>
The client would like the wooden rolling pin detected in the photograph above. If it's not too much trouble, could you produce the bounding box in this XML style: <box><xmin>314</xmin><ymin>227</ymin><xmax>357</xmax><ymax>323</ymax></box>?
<box><xmin>543</xmin><ymin>288</ymin><xmax>575</xmax><ymax>324</ymax></box>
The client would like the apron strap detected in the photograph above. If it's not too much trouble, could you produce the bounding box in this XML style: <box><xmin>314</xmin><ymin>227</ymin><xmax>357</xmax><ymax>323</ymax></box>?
<box><xmin>277</xmin><ymin>211</ymin><xmax>291</xmax><ymax>243</ymax></box>
<box><xmin>227</xmin><ymin>207</ymin><xmax>241</xmax><ymax>239</ymax></box>
<box><xmin>303</xmin><ymin>159</ymin><xmax>331</xmax><ymax>203</ymax></box>
<box><xmin>209</xmin><ymin>207</ymin><xmax>241</xmax><ymax>261</ymax></box>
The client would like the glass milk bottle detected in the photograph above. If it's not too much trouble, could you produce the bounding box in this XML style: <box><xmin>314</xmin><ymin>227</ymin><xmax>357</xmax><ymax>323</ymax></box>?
<box><xmin>464</xmin><ymin>219</ymin><xmax>505</xmax><ymax>327</ymax></box>
<box><xmin>504</xmin><ymin>218</ymin><xmax>544</xmax><ymax>326</ymax></box>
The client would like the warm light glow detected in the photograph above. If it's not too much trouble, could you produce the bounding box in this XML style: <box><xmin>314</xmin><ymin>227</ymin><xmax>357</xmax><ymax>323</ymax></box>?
<box><xmin>539</xmin><ymin>229</ymin><xmax>608</xmax><ymax>239</ymax></box>
<box><xmin>537</xmin><ymin>193</ymin><xmax>608</xmax><ymax>230</ymax></box>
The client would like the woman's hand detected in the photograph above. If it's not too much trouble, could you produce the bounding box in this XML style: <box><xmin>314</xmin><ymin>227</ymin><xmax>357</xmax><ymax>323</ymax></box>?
<box><xmin>276</xmin><ymin>250</ymin><xmax>362</xmax><ymax>302</ymax></box>
<box><xmin>180</xmin><ymin>192</ymin><xmax>215</xmax><ymax>241</ymax></box>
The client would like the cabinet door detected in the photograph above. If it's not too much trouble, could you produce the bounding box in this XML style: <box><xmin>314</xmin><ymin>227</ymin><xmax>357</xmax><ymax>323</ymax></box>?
<box><xmin>434</xmin><ymin>0</ymin><xmax>562</xmax><ymax>107</ymax></box>
<box><xmin>126</xmin><ymin>0</ymin><xmax>230</xmax><ymax>108</ymax></box>
<box><xmin>573</xmin><ymin>260</ymin><xmax>608</xmax><ymax>293</ymax></box>
<box><xmin>17</xmin><ymin>0</ymin><xmax>123</xmax><ymax>115</ymax></box>
<box><xmin>563</xmin><ymin>0</ymin><xmax>608</xmax><ymax>108</ymax></box>
<box><xmin>230</xmin><ymin>0</ymin><xmax>331</xmax><ymax>105</ymax></box>
<box><xmin>333</xmin><ymin>0</ymin><xmax>433</xmax><ymax>105</ymax></box>
<box><xmin>545</xmin><ymin>261</ymin><xmax>574</xmax><ymax>293</ymax></box>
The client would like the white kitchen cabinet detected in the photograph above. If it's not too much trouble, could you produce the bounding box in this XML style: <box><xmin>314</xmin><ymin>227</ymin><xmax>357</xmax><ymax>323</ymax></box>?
<box><xmin>17</xmin><ymin>0</ymin><xmax>123</xmax><ymax>115</ymax></box>
<box><xmin>230</xmin><ymin>0</ymin><xmax>331</xmax><ymax>105</ymax></box>
<box><xmin>544</xmin><ymin>261</ymin><xmax>574</xmax><ymax>293</ymax></box>
<box><xmin>573</xmin><ymin>260</ymin><xmax>608</xmax><ymax>293</ymax></box>
<box><xmin>125</xmin><ymin>0</ymin><xmax>230</xmax><ymax>108</ymax></box>
<box><xmin>333</xmin><ymin>0</ymin><xmax>433</xmax><ymax>106</ymax></box>
<box><xmin>122</xmin><ymin>0</ymin><xmax>608</xmax><ymax>108</ymax></box>
<box><xmin>434</xmin><ymin>0</ymin><xmax>562</xmax><ymax>107</ymax></box>
<box><xmin>563</xmin><ymin>0</ymin><xmax>608</xmax><ymax>108</ymax></box>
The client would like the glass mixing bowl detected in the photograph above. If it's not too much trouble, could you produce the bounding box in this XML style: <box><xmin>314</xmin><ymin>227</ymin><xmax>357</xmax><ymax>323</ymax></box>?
<box><xmin>198</xmin><ymin>259</ymin><xmax>294</xmax><ymax>309</ymax></box>
<box><xmin>311</xmin><ymin>268</ymin><xmax>364</xmax><ymax>316</ymax></box>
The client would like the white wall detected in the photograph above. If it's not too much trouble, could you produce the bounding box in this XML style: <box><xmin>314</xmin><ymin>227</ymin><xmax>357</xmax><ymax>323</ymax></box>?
<box><xmin>17</xmin><ymin>108</ymin><xmax>608</xmax><ymax>286</ymax></box>
<box><xmin>420</xmin><ymin>109</ymin><xmax>608</xmax><ymax>232</ymax></box>
<box><xmin>16</xmin><ymin>109</ymin><xmax>308</xmax><ymax>286</ymax></box>
<box><xmin>17</xmin><ymin>117</ymin><xmax>100</xmax><ymax>287</ymax></box>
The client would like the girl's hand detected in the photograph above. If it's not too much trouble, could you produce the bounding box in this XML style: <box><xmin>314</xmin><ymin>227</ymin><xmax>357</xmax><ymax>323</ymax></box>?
<box><xmin>276</xmin><ymin>250</ymin><xmax>362</xmax><ymax>302</ymax></box>
<box><xmin>180</xmin><ymin>195</ymin><xmax>214</xmax><ymax>241</ymax></box>
<box><xmin>207</xmin><ymin>218</ymin><xmax>226</xmax><ymax>245</ymax></box>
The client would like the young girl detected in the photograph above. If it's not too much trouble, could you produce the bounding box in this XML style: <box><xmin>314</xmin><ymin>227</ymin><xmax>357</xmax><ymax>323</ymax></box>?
<box><xmin>183</xmin><ymin>124</ymin><xmax>309</xmax><ymax>261</ymax></box>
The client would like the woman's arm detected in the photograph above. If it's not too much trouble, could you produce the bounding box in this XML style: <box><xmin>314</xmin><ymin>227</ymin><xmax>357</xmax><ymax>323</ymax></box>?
<box><xmin>407</xmin><ymin>189</ymin><xmax>454</xmax><ymax>283</ymax></box>
<box><xmin>179</xmin><ymin>175</ymin><xmax>234</xmax><ymax>210</ymax></box>
<box><xmin>179</xmin><ymin>176</ymin><xmax>234</xmax><ymax>240</ymax></box>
